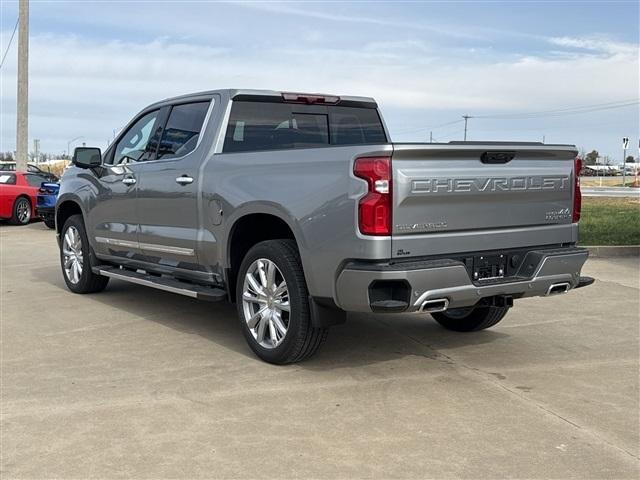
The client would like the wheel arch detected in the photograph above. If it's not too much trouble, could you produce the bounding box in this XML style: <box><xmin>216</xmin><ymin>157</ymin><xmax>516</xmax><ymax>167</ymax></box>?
<box><xmin>55</xmin><ymin>197</ymin><xmax>84</xmax><ymax>234</ymax></box>
<box><xmin>224</xmin><ymin>207</ymin><xmax>303</xmax><ymax>302</ymax></box>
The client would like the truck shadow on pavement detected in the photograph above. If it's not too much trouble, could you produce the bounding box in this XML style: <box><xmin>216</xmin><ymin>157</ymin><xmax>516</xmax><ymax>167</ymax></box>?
<box><xmin>34</xmin><ymin>264</ymin><xmax>508</xmax><ymax>369</ymax></box>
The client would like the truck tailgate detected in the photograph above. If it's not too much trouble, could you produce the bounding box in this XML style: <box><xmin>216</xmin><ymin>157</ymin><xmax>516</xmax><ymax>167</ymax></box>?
<box><xmin>391</xmin><ymin>143</ymin><xmax>578</xmax><ymax>258</ymax></box>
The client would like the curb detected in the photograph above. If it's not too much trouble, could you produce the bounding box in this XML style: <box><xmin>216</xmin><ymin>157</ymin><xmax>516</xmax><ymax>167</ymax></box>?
<box><xmin>585</xmin><ymin>246</ymin><xmax>640</xmax><ymax>257</ymax></box>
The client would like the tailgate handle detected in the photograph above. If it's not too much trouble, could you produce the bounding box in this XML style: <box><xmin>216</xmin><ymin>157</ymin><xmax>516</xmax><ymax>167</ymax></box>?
<box><xmin>481</xmin><ymin>151</ymin><xmax>516</xmax><ymax>164</ymax></box>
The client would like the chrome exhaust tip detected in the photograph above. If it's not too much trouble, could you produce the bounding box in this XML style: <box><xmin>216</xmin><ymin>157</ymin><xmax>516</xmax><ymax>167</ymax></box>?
<box><xmin>546</xmin><ymin>282</ymin><xmax>571</xmax><ymax>296</ymax></box>
<box><xmin>420</xmin><ymin>298</ymin><xmax>449</xmax><ymax>313</ymax></box>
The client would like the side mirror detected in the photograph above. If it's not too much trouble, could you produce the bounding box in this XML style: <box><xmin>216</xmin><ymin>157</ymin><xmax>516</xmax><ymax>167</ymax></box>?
<box><xmin>72</xmin><ymin>147</ymin><xmax>102</xmax><ymax>169</ymax></box>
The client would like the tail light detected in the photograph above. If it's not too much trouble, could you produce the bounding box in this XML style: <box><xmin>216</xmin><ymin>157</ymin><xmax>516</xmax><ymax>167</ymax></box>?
<box><xmin>354</xmin><ymin>156</ymin><xmax>392</xmax><ymax>236</ymax></box>
<box><xmin>573</xmin><ymin>157</ymin><xmax>582</xmax><ymax>222</ymax></box>
<box><xmin>282</xmin><ymin>92</ymin><xmax>340</xmax><ymax>104</ymax></box>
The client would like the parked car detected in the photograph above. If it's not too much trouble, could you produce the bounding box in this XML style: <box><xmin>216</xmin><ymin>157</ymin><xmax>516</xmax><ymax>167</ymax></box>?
<box><xmin>0</xmin><ymin>171</ymin><xmax>53</xmax><ymax>225</ymax></box>
<box><xmin>55</xmin><ymin>89</ymin><xmax>594</xmax><ymax>364</ymax></box>
<box><xmin>0</xmin><ymin>162</ymin><xmax>59</xmax><ymax>182</ymax></box>
<box><xmin>36</xmin><ymin>182</ymin><xmax>59</xmax><ymax>229</ymax></box>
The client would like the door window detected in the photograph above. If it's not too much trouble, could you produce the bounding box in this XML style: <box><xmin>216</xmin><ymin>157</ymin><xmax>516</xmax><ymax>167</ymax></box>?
<box><xmin>112</xmin><ymin>110</ymin><xmax>161</xmax><ymax>165</ymax></box>
<box><xmin>156</xmin><ymin>102</ymin><xmax>210</xmax><ymax>160</ymax></box>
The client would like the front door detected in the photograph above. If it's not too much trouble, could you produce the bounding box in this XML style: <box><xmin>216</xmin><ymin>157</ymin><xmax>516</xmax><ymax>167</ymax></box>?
<box><xmin>135</xmin><ymin>100</ymin><xmax>212</xmax><ymax>278</ymax></box>
<box><xmin>89</xmin><ymin>108</ymin><xmax>164</xmax><ymax>261</ymax></box>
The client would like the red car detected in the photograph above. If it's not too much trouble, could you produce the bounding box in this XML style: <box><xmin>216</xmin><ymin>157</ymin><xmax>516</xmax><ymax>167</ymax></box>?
<box><xmin>0</xmin><ymin>171</ymin><xmax>52</xmax><ymax>225</ymax></box>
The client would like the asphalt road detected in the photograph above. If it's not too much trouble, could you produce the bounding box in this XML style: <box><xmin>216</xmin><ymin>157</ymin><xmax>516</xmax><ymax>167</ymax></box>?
<box><xmin>582</xmin><ymin>187</ymin><xmax>640</xmax><ymax>198</ymax></box>
<box><xmin>2</xmin><ymin>222</ymin><xmax>639</xmax><ymax>479</ymax></box>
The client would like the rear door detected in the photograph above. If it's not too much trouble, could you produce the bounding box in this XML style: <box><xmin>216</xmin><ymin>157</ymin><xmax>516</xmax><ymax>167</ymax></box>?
<box><xmin>135</xmin><ymin>99</ymin><xmax>212</xmax><ymax>275</ymax></box>
<box><xmin>391</xmin><ymin>143</ymin><xmax>577</xmax><ymax>258</ymax></box>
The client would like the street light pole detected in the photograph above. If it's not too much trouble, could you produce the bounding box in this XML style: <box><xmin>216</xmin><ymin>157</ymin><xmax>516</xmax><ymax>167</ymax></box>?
<box><xmin>622</xmin><ymin>137</ymin><xmax>629</xmax><ymax>187</ymax></box>
<box><xmin>67</xmin><ymin>136</ymin><xmax>83</xmax><ymax>158</ymax></box>
<box><xmin>15</xmin><ymin>0</ymin><xmax>29</xmax><ymax>171</ymax></box>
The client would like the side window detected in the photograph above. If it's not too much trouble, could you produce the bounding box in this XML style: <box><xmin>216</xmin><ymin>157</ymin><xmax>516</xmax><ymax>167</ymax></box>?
<box><xmin>0</xmin><ymin>174</ymin><xmax>16</xmax><ymax>185</ymax></box>
<box><xmin>112</xmin><ymin>110</ymin><xmax>161</xmax><ymax>165</ymax></box>
<box><xmin>24</xmin><ymin>174</ymin><xmax>47</xmax><ymax>187</ymax></box>
<box><xmin>156</xmin><ymin>102</ymin><xmax>210</xmax><ymax>160</ymax></box>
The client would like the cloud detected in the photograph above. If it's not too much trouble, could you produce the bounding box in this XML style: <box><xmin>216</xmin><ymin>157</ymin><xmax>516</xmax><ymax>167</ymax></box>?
<box><xmin>228</xmin><ymin>1</ymin><xmax>483</xmax><ymax>40</ymax></box>
<box><xmin>547</xmin><ymin>35</ymin><xmax>638</xmax><ymax>56</ymax></box>
<box><xmin>0</xmin><ymin>30</ymin><xmax>637</xmax><ymax>153</ymax></box>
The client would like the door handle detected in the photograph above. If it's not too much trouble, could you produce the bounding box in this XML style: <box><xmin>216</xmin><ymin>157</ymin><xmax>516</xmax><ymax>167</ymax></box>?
<box><xmin>175</xmin><ymin>175</ymin><xmax>194</xmax><ymax>185</ymax></box>
<box><xmin>122</xmin><ymin>176</ymin><xmax>136</xmax><ymax>186</ymax></box>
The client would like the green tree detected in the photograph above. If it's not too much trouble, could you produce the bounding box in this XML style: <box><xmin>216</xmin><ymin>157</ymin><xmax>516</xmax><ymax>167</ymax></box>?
<box><xmin>584</xmin><ymin>150</ymin><xmax>599</xmax><ymax>165</ymax></box>
<box><xmin>626</xmin><ymin>155</ymin><xmax>635</xmax><ymax>163</ymax></box>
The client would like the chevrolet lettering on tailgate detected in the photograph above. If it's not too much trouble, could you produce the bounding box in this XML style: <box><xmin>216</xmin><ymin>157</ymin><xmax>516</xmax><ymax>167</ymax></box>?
<box><xmin>411</xmin><ymin>175</ymin><xmax>570</xmax><ymax>194</ymax></box>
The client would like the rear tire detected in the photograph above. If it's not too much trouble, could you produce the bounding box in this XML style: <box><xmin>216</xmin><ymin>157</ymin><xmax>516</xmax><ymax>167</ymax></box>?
<box><xmin>236</xmin><ymin>239</ymin><xmax>328</xmax><ymax>364</ymax></box>
<box><xmin>10</xmin><ymin>196</ymin><xmax>31</xmax><ymax>225</ymax></box>
<box><xmin>60</xmin><ymin>214</ymin><xmax>109</xmax><ymax>294</ymax></box>
<box><xmin>432</xmin><ymin>305</ymin><xmax>509</xmax><ymax>332</ymax></box>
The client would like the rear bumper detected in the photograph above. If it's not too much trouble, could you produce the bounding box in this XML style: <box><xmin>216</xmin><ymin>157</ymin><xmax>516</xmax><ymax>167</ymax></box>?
<box><xmin>35</xmin><ymin>206</ymin><xmax>54</xmax><ymax>218</ymax></box>
<box><xmin>335</xmin><ymin>247</ymin><xmax>589</xmax><ymax>313</ymax></box>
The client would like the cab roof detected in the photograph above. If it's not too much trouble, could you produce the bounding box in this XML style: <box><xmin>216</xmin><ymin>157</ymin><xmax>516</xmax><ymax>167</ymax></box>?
<box><xmin>148</xmin><ymin>89</ymin><xmax>378</xmax><ymax>109</ymax></box>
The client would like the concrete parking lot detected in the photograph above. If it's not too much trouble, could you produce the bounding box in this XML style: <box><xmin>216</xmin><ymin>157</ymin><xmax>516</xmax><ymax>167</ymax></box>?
<box><xmin>1</xmin><ymin>222</ymin><xmax>638</xmax><ymax>479</ymax></box>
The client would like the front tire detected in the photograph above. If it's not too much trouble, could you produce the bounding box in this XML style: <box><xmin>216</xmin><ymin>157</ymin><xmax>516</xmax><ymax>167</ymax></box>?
<box><xmin>60</xmin><ymin>214</ymin><xmax>109</xmax><ymax>294</ymax></box>
<box><xmin>236</xmin><ymin>239</ymin><xmax>327</xmax><ymax>364</ymax></box>
<box><xmin>44</xmin><ymin>216</ymin><xmax>56</xmax><ymax>229</ymax></box>
<box><xmin>431</xmin><ymin>305</ymin><xmax>509</xmax><ymax>332</ymax></box>
<box><xmin>10</xmin><ymin>197</ymin><xmax>31</xmax><ymax>225</ymax></box>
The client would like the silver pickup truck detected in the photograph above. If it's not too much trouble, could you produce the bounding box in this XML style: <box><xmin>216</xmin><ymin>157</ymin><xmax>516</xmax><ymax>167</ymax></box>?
<box><xmin>57</xmin><ymin>89</ymin><xmax>593</xmax><ymax>364</ymax></box>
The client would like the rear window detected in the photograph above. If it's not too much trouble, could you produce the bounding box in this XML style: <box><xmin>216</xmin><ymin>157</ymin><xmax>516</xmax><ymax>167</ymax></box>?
<box><xmin>24</xmin><ymin>174</ymin><xmax>48</xmax><ymax>187</ymax></box>
<box><xmin>223</xmin><ymin>101</ymin><xmax>386</xmax><ymax>153</ymax></box>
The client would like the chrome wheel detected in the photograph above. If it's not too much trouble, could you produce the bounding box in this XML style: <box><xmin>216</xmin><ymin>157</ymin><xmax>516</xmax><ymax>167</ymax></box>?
<box><xmin>62</xmin><ymin>226</ymin><xmax>84</xmax><ymax>284</ymax></box>
<box><xmin>16</xmin><ymin>198</ymin><xmax>30</xmax><ymax>224</ymax></box>
<box><xmin>242</xmin><ymin>258</ymin><xmax>290</xmax><ymax>349</ymax></box>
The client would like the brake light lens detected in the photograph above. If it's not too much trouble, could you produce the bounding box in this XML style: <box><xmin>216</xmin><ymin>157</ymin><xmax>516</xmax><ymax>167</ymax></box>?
<box><xmin>573</xmin><ymin>157</ymin><xmax>582</xmax><ymax>223</ymax></box>
<box><xmin>354</xmin><ymin>156</ymin><xmax>392</xmax><ymax>236</ymax></box>
<box><xmin>282</xmin><ymin>92</ymin><xmax>340</xmax><ymax>104</ymax></box>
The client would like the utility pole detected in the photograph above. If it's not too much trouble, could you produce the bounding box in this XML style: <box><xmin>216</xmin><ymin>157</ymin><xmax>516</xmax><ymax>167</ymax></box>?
<box><xmin>15</xmin><ymin>0</ymin><xmax>29</xmax><ymax>171</ymax></box>
<box><xmin>429</xmin><ymin>131</ymin><xmax>433</xmax><ymax>143</ymax></box>
<box><xmin>462</xmin><ymin>115</ymin><xmax>471</xmax><ymax>141</ymax></box>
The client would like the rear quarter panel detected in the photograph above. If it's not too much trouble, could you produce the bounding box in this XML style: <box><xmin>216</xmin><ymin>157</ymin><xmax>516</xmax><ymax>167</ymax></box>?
<box><xmin>202</xmin><ymin>144</ymin><xmax>393</xmax><ymax>299</ymax></box>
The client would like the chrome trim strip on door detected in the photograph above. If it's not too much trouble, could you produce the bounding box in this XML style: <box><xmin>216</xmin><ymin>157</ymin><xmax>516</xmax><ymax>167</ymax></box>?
<box><xmin>138</xmin><ymin>242</ymin><xmax>195</xmax><ymax>256</ymax></box>
<box><xmin>95</xmin><ymin>236</ymin><xmax>195</xmax><ymax>256</ymax></box>
<box><xmin>95</xmin><ymin>236</ymin><xmax>139</xmax><ymax>249</ymax></box>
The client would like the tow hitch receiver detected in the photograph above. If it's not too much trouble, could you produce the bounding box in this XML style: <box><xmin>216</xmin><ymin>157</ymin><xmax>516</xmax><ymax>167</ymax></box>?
<box><xmin>482</xmin><ymin>295</ymin><xmax>514</xmax><ymax>308</ymax></box>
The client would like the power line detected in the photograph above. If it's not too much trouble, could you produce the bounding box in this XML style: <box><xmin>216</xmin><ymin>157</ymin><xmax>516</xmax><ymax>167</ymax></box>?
<box><xmin>394</xmin><ymin>118</ymin><xmax>464</xmax><ymax>135</ymax></box>
<box><xmin>393</xmin><ymin>98</ymin><xmax>638</xmax><ymax>141</ymax></box>
<box><xmin>0</xmin><ymin>17</ymin><xmax>19</xmax><ymax>70</ymax></box>
<box><xmin>473</xmin><ymin>99</ymin><xmax>639</xmax><ymax>119</ymax></box>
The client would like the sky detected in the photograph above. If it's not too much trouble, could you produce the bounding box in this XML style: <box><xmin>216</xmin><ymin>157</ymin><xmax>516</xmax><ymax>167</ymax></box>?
<box><xmin>0</xmin><ymin>0</ymin><xmax>638</xmax><ymax>161</ymax></box>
